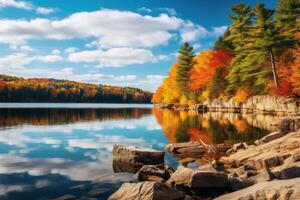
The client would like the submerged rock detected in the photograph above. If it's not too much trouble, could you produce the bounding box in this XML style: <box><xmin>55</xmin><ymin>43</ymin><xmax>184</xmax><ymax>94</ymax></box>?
<box><xmin>134</xmin><ymin>164</ymin><xmax>174</xmax><ymax>182</ymax></box>
<box><xmin>215</xmin><ymin>177</ymin><xmax>300</xmax><ymax>200</ymax></box>
<box><xmin>112</xmin><ymin>145</ymin><xmax>164</xmax><ymax>173</ymax></box>
<box><xmin>108</xmin><ymin>181</ymin><xmax>186</xmax><ymax>200</ymax></box>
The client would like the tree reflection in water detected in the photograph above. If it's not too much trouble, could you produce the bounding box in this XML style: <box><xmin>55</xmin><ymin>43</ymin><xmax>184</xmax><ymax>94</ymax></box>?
<box><xmin>0</xmin><ymin>108</ymin><xmax>152</xmax><ymax>128</ymax></box>
<box><xmin>152</xmin><ymin>107</ymin><xmax>275</xmax><ymax>166</ymax></box>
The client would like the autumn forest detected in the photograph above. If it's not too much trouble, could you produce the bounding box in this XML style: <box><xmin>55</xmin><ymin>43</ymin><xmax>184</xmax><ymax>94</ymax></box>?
<box><xmin>0</xmin><ymin>74</ymin><xmax>152</xmax><ymax>103</ymax></box>
<box><xmin>152</xmin><ymin>0</ymin><xmax>300</xmax><ymax>105</ymax></box>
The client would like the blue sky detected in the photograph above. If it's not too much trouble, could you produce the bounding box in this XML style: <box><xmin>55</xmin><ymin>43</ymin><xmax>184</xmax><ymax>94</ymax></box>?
<box><xmin>0</xmin><ymin>0</ymin><xmax>277</xmax><ymax>91</ymax></box>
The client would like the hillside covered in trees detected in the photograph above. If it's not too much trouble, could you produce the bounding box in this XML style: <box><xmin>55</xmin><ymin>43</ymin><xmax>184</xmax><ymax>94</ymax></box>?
<box><xmin>152</xmin><ymin>0</ymin><xmax>300</xmax><ymax>105</ymax></box>
<box><xmin>0</xmin><ymin>74</ymin><xmax>152</xmax><ymax>103</ymax></box>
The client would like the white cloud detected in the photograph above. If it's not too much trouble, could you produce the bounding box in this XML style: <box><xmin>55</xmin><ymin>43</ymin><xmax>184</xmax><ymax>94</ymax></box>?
<box><xmin>0</xmin><ymin>53</ymin><xmax>31</xmax><ymax>69</ymax></box>
<box><xmin>180</xmin><ymin>20</ymin><xmax>208</xmax><ymax>42</ymax></box>
<box><xmin>36</xmin><ymin>6</ymin><xmax>55</xmax><ymax>14</ymax></box>
<box><xmin>0</xmin><ymin>0</ymin><xmax>32</xmax><ymax>10</ymax></box>
<box><xmin>0</xmin><ymin>9</ymin><xmax>182</xmax><ymax>47</ymax></box>
<box><xmin>68</xmin><ymin>48</ymin><xmax>160</xmax><ymax>67</ymax></box>
<box><xmin>64</xmin><ymin>47</ymin><xmax>78</xmax><ymax>53</ymax></box>
<box><xmin>146</xmin><ymin>75</ymin><xmax>166</xmax><ymax>82</ymax></box>
<box><xmin>9</xmin><ymin>44</ymin><xmax>35</xmax><ymax>52</ymax></box>
<box><xmin>0</xmin><ymin>53</ymin><xmax>63</xmax><ymax>69</ymax></box>
<box><xmin>137</xmin><ymin>7</ymin><xmax>152</xmax><ymax>13</ymax></box>
<box><xmin>212</xmin><ymin>26</ymin><xmax>227</xmax><ymax>37</ymax></box>
<box><xmin>193</xmin><ymin>43</ymin><xmax>202</xmax><ymax>50</ymax></box>
<box><xmin>33</xmin><ymin>55</ymin><xmax>63</xmax><ymax>63</ymax></box>
<box><xmin>0</xmin><ymin>0</ymin><xmax>55</xmax><ymax>15</ymax></box>
<box><xmin>51</xmin><ymin>49</ymin><xmax>60</xmax><ymax>54</ymax></box>
<box><xmin>158</xmin><ymin>8</ymin><xmax>177</xmax><ymax>16</ymax></box>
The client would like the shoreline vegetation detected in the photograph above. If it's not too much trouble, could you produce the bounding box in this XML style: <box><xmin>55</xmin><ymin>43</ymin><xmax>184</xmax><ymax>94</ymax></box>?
<box><xmin>0</xmin><ymin>74</ymin><xmax>152</xmax><ymax>103</ymax></box>
<box><xmin>151</xmin><ymin>1</ymin><xmax>300</xmax><ymax>109</ymax></box>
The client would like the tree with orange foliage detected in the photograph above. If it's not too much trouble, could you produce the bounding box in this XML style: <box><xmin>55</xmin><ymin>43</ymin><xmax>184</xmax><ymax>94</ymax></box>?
<box><xmin>188</xmin><ymin>49</ymin><xmax>233</xmax><ymax>94</ymax></box>
<box><xmin>274</xmin><ymin>46</ymin><xmax>300</xmax><ymax>96</ymax></box>
<box><xmin>152</xmin><ymin>63</ymin><xmax>184</xmax><ymax>104</ymax></box>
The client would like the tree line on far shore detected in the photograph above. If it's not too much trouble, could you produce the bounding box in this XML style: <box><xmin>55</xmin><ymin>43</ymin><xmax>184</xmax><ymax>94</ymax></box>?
<box><xmin>0</xmin><ymin>74</ymin><xmax>152</xmax><ymax>103</ymax></box>
<box><xmin>152</xmin><ymin>0</ymin><xmax>300</xmax><ymax>105</ymax></box>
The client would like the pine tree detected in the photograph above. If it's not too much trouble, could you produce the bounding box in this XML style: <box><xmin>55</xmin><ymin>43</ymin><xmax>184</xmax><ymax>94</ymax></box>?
<box><xmin>245</xmin><ymin>4</ymin><xmax>296</xmax><ymax>88</ymax></box>
<box><xmin>225</xmin><ymin>3</ymin><xmax>253</xmax><ymax>94</ymax></box>
<box><xmin>275</xmin><ymin>0</ymin><xmax>300</xmax><ymax>38</ymax></box>
<box><xmin>176</xmin><ymin>42</ymin><xmax>195</xmax><ymax>98</ymax></box>
<box><xmin>213</xmin><ymin>28</ymin><xmax>234</xmax><ymax>51</ymax></box>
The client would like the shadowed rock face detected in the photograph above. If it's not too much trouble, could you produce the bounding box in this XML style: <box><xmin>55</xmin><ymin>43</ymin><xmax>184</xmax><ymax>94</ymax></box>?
<box><xmin>108</xmin><ymin>181</ymin><xmax>186</xmax><ymax>200</ymax></box>
<box><xmin>215</xmin><ymin>177</ymin><xmax>300</xmax><ymax>200</ymax></box>
<box><xmin>134</xmin><ymin>164</ymin><xmax>174</xmax><ymax>182</ymax></box>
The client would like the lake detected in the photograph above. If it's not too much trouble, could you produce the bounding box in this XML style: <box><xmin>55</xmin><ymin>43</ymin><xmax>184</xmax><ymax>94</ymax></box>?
<box><xmin>0</xmin><ymin>103</ymin><xmax>279</xmax><ymax>200</ymax></box>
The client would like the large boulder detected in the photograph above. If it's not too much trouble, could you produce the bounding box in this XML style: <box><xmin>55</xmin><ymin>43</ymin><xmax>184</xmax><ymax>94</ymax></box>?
<box><xmin>167</xmin><ymin>167</ymin><xmax>229</xmax><ymax>189</ymax></box>
<box><xmin>134</xmin><ymin>164</ymin><xmax>174</xmax><ymax>182</ymax></box>
<box><xmin>215</xmin><ymin>177</ymin><xmax>300</xmax><ymax>200</ymax></box>
<box><xmin>113</xmin><ymin>145</ymin><xmax>164</xmax><ymax>173</ymax></box>
<box><xmin>108</xmin><ymin>181</ymin><xmax>186</xmax><ymax>200</ymax></box>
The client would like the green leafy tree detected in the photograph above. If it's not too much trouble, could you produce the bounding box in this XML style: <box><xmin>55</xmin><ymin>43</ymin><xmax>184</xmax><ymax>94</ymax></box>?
<box><xmin>176</xmin><ymin>42</ymin><xmax>196</xmax><ymax>98</ymax></box>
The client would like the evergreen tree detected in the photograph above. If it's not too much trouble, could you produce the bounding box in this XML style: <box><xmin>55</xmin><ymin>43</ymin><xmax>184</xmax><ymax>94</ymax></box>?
<box><xmin>213</xmin><ymin>28</ymin><xmax>234</xmax><ymax>51</ymax></box>
<box><xmin>245</xmin><ymin>4</ymin><xmax>296</xmax><ymax>88</ymax></box>
<box><xmin>225</xmin><ymin>3</ymin><xmax>253</xmax><ymax>94</ymax></box>
<box><xmin>176</xmin><ymin>42</ymin><xmax>195</xmax><ymax>98</ymax></box>
<box><xmin>275</xmin><ymin>0</ymin><xmax>300</xmax><ymax>38</ymax></box>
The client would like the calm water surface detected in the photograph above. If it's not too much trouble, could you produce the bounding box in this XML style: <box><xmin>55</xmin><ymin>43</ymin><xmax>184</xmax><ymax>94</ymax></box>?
<box><xmin>0</xmin><ymin>103</ymin><xmax>274</xmax><ymax>200</ymax></box>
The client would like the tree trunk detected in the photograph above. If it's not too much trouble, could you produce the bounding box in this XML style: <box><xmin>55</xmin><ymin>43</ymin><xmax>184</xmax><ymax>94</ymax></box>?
<box><xmin>270</xmin><ymin>48</ymin><xmax>279</xmax><ymax>87</ymax></box>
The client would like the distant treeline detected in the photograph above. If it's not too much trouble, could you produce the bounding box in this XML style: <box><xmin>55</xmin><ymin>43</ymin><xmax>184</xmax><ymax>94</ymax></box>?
<box><xmin>0</xmin><ymin>74</ymin><xmax>152</xmax><ymax>103</ymax></box>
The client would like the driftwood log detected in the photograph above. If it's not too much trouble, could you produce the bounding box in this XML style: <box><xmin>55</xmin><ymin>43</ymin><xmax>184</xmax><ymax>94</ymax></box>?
<box><xmin>165</xmin><ymin>141</ymin><xmax>230</xmax><ymax>158</ymax></box>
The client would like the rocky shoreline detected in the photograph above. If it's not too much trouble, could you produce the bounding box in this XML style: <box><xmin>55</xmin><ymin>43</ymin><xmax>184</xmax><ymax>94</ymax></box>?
<box><xmin>108</xmin><ymin>116</ymin><xmax>300</xmax><ymax>200</ymax></box>
<box><xmin>157</xmin><ymin>95</ymin><xmax>300</xmax><ymax>116</ymax></box>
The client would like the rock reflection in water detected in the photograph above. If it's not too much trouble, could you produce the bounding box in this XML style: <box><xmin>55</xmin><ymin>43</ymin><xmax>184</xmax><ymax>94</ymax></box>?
<box><xmin>152</xmin><ymin>107</ymin><xmax>278</xmax><ymax>145</ymax></box>
<box><xmin>152</xmin><ymin>107</ymin><xmax>278</xmax><ymax>167</ymax></box>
